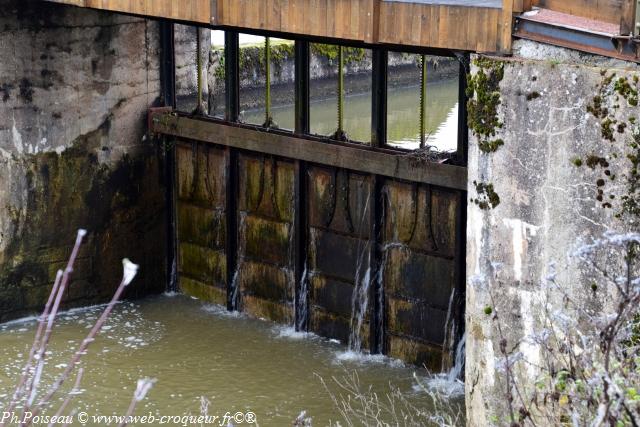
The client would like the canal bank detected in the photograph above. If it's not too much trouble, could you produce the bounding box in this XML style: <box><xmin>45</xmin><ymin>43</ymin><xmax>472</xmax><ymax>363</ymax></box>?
<box><xmin>206</xmin><ymin>43</ymin><xmax>460</xmax><ymax>113</ymax></box>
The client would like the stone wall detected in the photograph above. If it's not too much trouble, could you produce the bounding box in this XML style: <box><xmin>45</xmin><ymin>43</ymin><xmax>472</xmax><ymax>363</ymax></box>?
<box><xmin>0</xmin><ymin>0</ymin><xmax>165</xmax><ymax>321</ymax></box>
<box><xmin>465</xmin><ymin>40</ymin><xmax>639</xmax><ymax>424</ymax></box>
<box><xmin>203</xmin><ymin>45</ymin><xmax>459</xmax><ymax>113</ymax></box>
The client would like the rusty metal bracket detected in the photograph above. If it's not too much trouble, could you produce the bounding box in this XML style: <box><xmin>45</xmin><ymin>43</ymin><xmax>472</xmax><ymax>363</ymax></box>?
<box><xmin>515</xmin><ymin>10</ymin><xmax>640</xmax><ymax>63</ymax></box>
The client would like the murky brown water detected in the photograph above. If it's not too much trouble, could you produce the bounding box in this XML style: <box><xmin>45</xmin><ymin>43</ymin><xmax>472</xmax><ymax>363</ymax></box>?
<box><xmin>0</xmin><ymin>295</ymin><xmax>463</xmax><ymax>426</ymax></box>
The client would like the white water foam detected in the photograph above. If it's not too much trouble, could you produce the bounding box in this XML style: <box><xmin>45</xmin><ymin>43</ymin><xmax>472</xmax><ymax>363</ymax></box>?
<box><xmin>334</xmin><ymin>350</ymin><xmax>405</xmax><ymax>368</ymax></box>
<box><xmin>272</xmin><ymin>325</ymin><xmax>317</xmax><ymax>340</ymax></box>
<box><xmin>417</xmin><ymin>373</ymin><xmax>465</xmax><ymax>398</ymax></box>
<box><xmin>162</xmin><ymin>291</ymin><xmax>180</xmax><ymax>298</ymax></box>
<box><xmin>201</xmin><ymin>303</ymin><xmax>244</xmax><ymax>318</ymax></box>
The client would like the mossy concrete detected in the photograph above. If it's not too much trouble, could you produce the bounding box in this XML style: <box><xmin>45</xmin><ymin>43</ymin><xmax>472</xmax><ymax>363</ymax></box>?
<box><xmin>0</xmin><ymin>0</ymin><xmax>165</xmax><ymax>321</ymax></box>
<box><xmin>466</xmin><ymin>40</ymin><xmax>640</xmax><ymax>425</ymax></box>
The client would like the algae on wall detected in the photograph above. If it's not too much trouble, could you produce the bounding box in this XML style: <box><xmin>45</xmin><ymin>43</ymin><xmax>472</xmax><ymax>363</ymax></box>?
<box><xmin>465</xmin><ymin>41</ymin><xmax>640</xmax><ymax>426</ymax></box>
<box><xmin>0</xmin><ymin>0</ymin><xmax>166</xmax><ymax>321</ymax></box>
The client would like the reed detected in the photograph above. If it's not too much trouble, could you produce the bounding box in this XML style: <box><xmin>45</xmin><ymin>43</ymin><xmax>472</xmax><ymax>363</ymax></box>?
<box><xmin>0</xmin><ymin>230</ymin><xmax>152</xmax><ymax>427</ymax></box>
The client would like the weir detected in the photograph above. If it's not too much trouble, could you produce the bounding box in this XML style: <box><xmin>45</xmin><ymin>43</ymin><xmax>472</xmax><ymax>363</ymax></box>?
<box><xmin>148</xmin><ymin>12</ymin><xmax>470</xmax><ymax>368</ymax></box>
<box><xmin>41</xmin><ymin>0</ymin><xmax>640</xmax><ymax>371</ymax></box>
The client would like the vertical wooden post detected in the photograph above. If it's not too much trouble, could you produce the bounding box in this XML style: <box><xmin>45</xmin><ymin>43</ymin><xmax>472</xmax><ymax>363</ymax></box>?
<box><xmin>369</xmin><ymin>48</ymin><xmax>387</xmax><ymax>355</ymax></box>
<box><xmin>371</xmin><ymin>48</ymin><xmax>387</xmax><ymax>148</ymax></box>
<box><xmin>224</xmin><ymin>31</ymin><xmax>240</xmax><ymax>311</ymax></box>
<box><xmin>160</xmin><ymin>21</ymin><xmax>178</xmax><ymax>293</ymax></box>
<box><xmin>225</xmin><ymin>31</ymin><xmax>240</xmax><ymax>122</ymax></box>
<box><xmin>295</xmin><ymin>41</ymin><xmax>310</xmax><ymax>136</ymax></box>
<box><xmin>457</xmin><ymin>55</ymin><xmax>469</xmax><ymax>166</ymax></box>
<box><xmin>294</xmin><ymin>40</ymin><xmax>310</xmax><ymax>331</ymax></box>
<box><xmin>499</xmin><ymin>0</ymin><xmax>514</xmax><ymax>54</ymax></box>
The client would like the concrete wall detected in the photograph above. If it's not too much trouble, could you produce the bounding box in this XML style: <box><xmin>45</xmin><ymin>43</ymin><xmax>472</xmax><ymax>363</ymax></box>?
<box><xmin>0</xmin><ymin>0</ymin><xmax>165</xmax><ymax>321</ymax></box>
<box><xmin>465</xmin><ymin>40</ymin><xmax>639</xmax><ymax>424</ymax></box>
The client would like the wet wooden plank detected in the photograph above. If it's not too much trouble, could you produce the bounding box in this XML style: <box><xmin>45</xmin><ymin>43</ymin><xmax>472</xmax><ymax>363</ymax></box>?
<box><xmin>151</xmin><ymin>114</ymin><xmax>468</xmax><ymax>190</ymax></box>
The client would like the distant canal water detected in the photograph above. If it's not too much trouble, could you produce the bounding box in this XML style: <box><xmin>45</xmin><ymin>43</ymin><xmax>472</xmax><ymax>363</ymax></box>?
<box><xmin>0</xmin><ymin>295</ymin><xmax>463</xmax><ymax>426</ymax></box>
<box><xmin>243</xmin><ymin>76</ymin><xmax>459</xmax><ymax>152</ymax></box>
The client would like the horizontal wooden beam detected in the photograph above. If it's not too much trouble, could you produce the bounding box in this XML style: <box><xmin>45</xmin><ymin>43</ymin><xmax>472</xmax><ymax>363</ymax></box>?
<box><xmin>150</xmin><ymin>112</ymin><xmax>468</xmax><ymax>190</ymax></box>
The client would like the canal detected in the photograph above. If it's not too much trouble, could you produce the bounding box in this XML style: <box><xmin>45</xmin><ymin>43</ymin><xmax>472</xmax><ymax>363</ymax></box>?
<box><xmin>0</xmin><ymin>295</ymin><xmax>464</xmax><ymax>426</ymax></box>
<box><xmin>242</xmin><ymin>77</ymin><xmax>459</xmax><ymax>152</ymax></box>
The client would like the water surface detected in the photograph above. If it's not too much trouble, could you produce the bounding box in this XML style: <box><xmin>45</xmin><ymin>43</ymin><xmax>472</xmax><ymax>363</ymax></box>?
<box><xmin>0</xmin><ymin>295</ymin><xmax>463</xmax><ymax>426</ymax></box>
<box><xmin>243</xmin><ymin>77</ymin><xmax>459</xmax><ymax>152</ymax></box>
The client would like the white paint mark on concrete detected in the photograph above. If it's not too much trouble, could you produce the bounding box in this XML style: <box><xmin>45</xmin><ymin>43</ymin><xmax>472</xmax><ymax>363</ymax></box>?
<box><xmin>12</xmin><ymin>118</ymin><xmax>23</xmax><ymax>154</ymax></box>
<box><xmin>469</xmin><ymin>205</ymin><xmax>485</xmax><ymax>278</ymax></box>
<box><xmin>514</xmin><ymin>289</ymin><xmax>539</xmax><ymax>379</ymax></box>
<box><xmin>503</xmin><ymin>219</ymin><xmax>539</xmax><ymax>282</ymax></box>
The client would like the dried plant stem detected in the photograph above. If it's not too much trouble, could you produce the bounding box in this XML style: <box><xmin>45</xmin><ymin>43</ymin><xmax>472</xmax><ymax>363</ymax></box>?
<box><xmin>21</xmin><ymin>230</ymin><xmax>87</xmax><ymax>419</ymax></box>
<box><xmin>0</xmin><ymin>231</ymin><xmax>148</xmax><ymax>427</ymax></box>
<box><xmin>47</xmin><ymin>369</ymin><xmax>84</xmax><ymax>427</ymax></box>
<box><xmin>26</xmin><ymin>272</ymin><xmax>132</xmax><ymax>425</ymax></box>
<box><xmin>3</xmin><ymin>270</ymin><xmax>63</xmax><ymax>422</ymax></box>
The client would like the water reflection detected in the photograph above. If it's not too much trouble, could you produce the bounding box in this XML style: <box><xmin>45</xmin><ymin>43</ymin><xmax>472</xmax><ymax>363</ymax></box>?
<box><xmin>243</xmin><ymin>77</ymin><xmax>459</xmax><ymax>152</ymax></box>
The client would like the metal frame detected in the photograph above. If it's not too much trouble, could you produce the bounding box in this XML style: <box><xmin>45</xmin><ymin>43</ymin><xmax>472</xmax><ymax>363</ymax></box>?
<box><xmin>515</xmin><ymin>14</ymin><xmax>640</xmax><ymax>63</ymax></box>
<box><xmin>224</xmin><ymin>30</ymin><xmax>240</xmax><ymax>310</ymax></box>
<box><xmin>369</xmin><ymin>47</ymin><xmax>387</xmax><ymax>354</ymax></box>
<box><xmin>294</xmin><ymin>40</ymin><xmax>310</xmax><ymax>331</ymax></box>
<box><xmin>162</xmin><ymin>26</ymin><xmax>469</xmax><ymax>356</ymax></box>
<box><xmin>159</xmin><ymin>21</ymin><xmax>178</xmax><ymax>293</ymax></box>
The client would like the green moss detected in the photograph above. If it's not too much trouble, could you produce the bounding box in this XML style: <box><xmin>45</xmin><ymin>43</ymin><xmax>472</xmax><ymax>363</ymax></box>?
<box><xmin>472</xmin><ymin>181</ymin><xmax>501</xmax><ymax>210</ymax></box>
<box><xmin>614</xmin><ymin>76</ymin><xmax>639</xmax><ymax>107</ymax></box>
<box><xmin>584</xmin><ymin>72</ymin><xmax>640</xmax><ymax>221</ymax></box>
<box><xmin>310</xmin><ymin>43</ymin><xmax>367</xmax><ymax>65</ymax></box>
<box><xmin>526</xmin><ymin>91</ymin><xmax>541</xmax><ymax>101</ymax></box>
<box><xmin>585</xmin><ymin>155</ymin><xmax>609</xmax><ymax>169</ymax></box>
<box><xmin>618</xmin><ymin>122</ymin><xmax>628</xmax><ymax>134</ymax></box>
<box><xmin>478</xmin><ymin>139</ymin><xmax>504</xmax><ymax>153</ymax></box>
<box><xmin>587</xmin><ymin>95</ymin><xmax>608</xmax><ymax>119</ymax></box>
<box><xmin>571</xmin><ymin>157</ymin><xmax>583</xmax><ymax>167</ymax></box>
<box><xmin>467</xmin><ymin>58</ymin><xmax>505</xmax><ymax>154</ymax></box>
<box><xmin>484</xmin><ymin>306</ymin><xmax>493</xmax><ymax>315</ymax></box>
<box><xmin>601</xmin><ymin>118</ymin><xmax>617</xmax><ymax>142</ymax></box>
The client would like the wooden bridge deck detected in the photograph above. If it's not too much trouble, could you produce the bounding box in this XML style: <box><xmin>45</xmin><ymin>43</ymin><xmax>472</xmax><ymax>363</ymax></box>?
<box><xmin>47</xmin><ymin>0</ymin><xmax>517</xmax><ymax>53</ymax></box>
<box><xmin>45</xmin><ymin>0</ymin><xmax>639</xmax><ymax>62</ymax></box>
